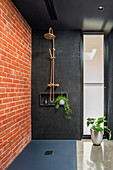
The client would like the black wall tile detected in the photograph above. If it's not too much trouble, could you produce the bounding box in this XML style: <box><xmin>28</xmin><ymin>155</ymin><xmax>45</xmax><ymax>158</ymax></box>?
<box><xmin>32</xmin><ymin>30</ymin><xmax>82</xmax><ymax>139</ymax></box>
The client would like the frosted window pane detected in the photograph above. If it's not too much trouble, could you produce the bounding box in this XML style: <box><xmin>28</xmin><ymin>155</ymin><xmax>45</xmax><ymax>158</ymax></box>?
<box><xmin>83</xmin><ymin>84</ymin><xmax>104</xmax><ymax>135</ymax></box>
<box><xmin>83</xmin><ymin>35</ymin><xmax>104</xmax><ymax>83</ymax></box>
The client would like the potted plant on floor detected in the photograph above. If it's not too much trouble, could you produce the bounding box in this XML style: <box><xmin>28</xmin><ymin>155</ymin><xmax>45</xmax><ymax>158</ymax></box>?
<box><xmin>55</xmin><ymin>92</ymin><xmax>72</xmax><ymax>119</ymax></box>
<box><xmin>87</xmin><ymin>116</ymin><xmax>111</xmax><ymax>145</ymax></box>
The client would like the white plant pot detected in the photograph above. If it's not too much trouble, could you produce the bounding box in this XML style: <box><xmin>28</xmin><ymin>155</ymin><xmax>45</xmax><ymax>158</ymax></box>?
<box><xmin>90</xmin><ymin>128</ymin><xmax>103</xmax><ymax>146</ymax></box>
<box><xmin>59</xmin><ymin>99</ymin><xmax>65</xmax><ymax>105</ymax></box>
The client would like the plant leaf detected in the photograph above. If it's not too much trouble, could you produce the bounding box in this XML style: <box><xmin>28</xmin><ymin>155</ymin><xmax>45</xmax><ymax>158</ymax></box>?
<box><xmin>56</xmin><ymin>104</ymin><xmax>59</xmax><ymax>109</ymax></box>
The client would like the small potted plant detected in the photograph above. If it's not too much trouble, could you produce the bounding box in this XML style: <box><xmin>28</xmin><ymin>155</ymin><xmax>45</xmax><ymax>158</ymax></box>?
<box><xmin>55</xmin><ymin>92</ymin><xmax>72</xmax><ymax>119</ymax></box>
<box><xmin>87</xmin><ymin>116</ymin><xmax>111</xmax><ymax>145</ymax></box>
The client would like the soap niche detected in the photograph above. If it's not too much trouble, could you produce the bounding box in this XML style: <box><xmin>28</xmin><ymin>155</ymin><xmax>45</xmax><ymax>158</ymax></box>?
<box><xmin>40</xmin><ymin>92</ymin><xmax>68</xmax><ymax>106</ymax></box>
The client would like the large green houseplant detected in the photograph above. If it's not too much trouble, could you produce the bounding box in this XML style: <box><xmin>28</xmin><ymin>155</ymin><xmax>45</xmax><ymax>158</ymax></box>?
<box><xmin>55</xmin><ymin>93</ymin><xmax>72</xmax><ymax>119</ymax></box>
<box><xmin>87</xmin><ymin>116</ymin><xmax>111</xmax><ymax>145</ymax></box>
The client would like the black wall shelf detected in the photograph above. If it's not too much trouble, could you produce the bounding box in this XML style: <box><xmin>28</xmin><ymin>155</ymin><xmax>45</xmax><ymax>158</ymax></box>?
<box><xmin>40</xmin><ymin>92</ymin><xmax>68</xmax><ymax>106</ymax></box>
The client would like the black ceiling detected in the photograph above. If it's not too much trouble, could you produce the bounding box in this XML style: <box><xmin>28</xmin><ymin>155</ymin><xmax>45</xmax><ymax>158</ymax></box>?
<box><xmin>12</xmin><ymin>0</ymin><xmax>113</xmax><ymax>33</ymax></box>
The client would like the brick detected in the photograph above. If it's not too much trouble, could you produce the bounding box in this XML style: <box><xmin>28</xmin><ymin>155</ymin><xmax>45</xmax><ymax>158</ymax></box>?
<box><xmin>4</xmin><ymin>46</ymin><xmax>9</xmax><ymax>53</ymax></box>
<box><xmin>0</xmin><ymin>99</ymin><xmax>3</xmax><ymax>104</ymax></box>
<box><xmin>7</xmin><ymin>73</ymin><xmax>15</xmax><ymax>79</ymax></box>
<box><xmin>0</xmin><ymin>88</ymin><xmax>5</xmax><ymax>92</ymax></box>
<box><xmin>7</xmin><ymin>102</ymin><xmax>15</xmax><ymax>108</ymax></box>
<box><xmin>5</xmin><ymin>108</ymin><xmax>10</xmax><ymax>114</ymax></box>
<box><xmin>13</xmin><ymin>79</ymin><xmax>19</xmax><ymax>84</ymax></box>
<box><xmin>8</xmin><ymin>43</ymin><xmax>16</xmax><ymax>52</ymax></box>
<box><xmin>0</xmin><ymin>49</ymin><xmax>6</xmax><ymax>56</ymax></box>
<box><xmin>0</xmin><ymin>71</ymin><xmax>7</xmax><ymax>77</ymax></box>
<box><xmin>0</xmin><ymin>66</ymin><xmax>3</xmax><ymax>71</ymax></box>
<box><xmin>7</xmin><ymin>53</ymin><xmax>15</xmax><ymax>60</ymax></box>
<box><xmin>0</xmin><ymin>124</ymin><xmax>7</xmax><ymax>133</ymax></box>
<box><xmin>0</xmin><ymin>15</ymin><xmax>7</xmax><ymax>24</ymax></box>
<box><xmin>0</xmin><ymin>60</ymin><xmax>8</xmax><ymax>67</ymax></box>
<box><xmin>0</xmin><ymin>20</ymin><xmax>5</xmax><ymax>28</ymax></box>
<box><xmin>0</xmin><ymin>37</ymin><xmax>7</xmax><ymax>46</ymax></box>
<box><xmin>1</xmin><ymin>150</ymin><xmax>12</xmax><ymax>163</ymax></box>
<box><xmin>0</xmin><ymin>82</ymin><xmax>8</xmax><ymax>87</ymax></box>
<box><xmin>0</xmin><ymin>4</ymin><xmax>6</xmax><ymax>13</ymax></box>
<box><xmin>3</xmin><ymin>77</ymin><xmax>12</xmax><ymax>83</ymax></box>
<box><xmin>3</xmin><ymin>117</ymin><xmax>12</xmax><ymax>125</ymax></box>
<box><xmin>7</xmin><ymin>84</ymin><xmax>16</xmax><ymax>88</ymax></box>
<box><xmin>0</xmin><ymin>93</ymin><xmax>7</xmax><ymax>98</ymax></box>
<box><xmin>0</xmin><ymin>115</ymin><xmax>6</xmax><ymax>121</ymax></box>
<box><xmin>3</xmin><ymin>98</ymin><xmax>12</xmax><ymax>103</ymax></box>
<box><xmin>1</xmin><ymin>55</ymin><xmax>12</xmax><ymax>63</ymax></box>
<box><xmin>0</xmin><ymin>104</ymin><xmax>6</xmax><ymax>110</ymax></box>
<box><xmin>7</xmin><ymin>93</ymin><xmax>16</xmax><ymax>97</ymax></box>
<box><xmin>2</xmin><ymin>34</ymin><xmax>13</xmax><ymax>45</ymax></box>
<box><xmin>0</xmin><ymin>0</ymin><xmax>31</xmax><ymax>169</ymax></box>
<box><xmin>4</xmin><ymin>67</ymin><xmax>13</xmax><ymax>73</ymax></box>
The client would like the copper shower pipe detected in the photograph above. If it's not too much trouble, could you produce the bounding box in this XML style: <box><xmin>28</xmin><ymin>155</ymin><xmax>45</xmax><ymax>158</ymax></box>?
<box><xmin>44</xmin><ymin>28</ymin><xmax>59</xmax><ymax>103</ymax></box>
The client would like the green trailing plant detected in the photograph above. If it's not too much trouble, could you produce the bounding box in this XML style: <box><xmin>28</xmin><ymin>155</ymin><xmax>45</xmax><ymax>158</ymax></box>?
<box><xmin>87</xmin><ymin>116</ymin><xmax>112</xmax><ymax>140</ymax></box>
<box><xmin>55</xmin><ymin>93</ymin><xmax>72</xmax><ymax>119</ymax></box>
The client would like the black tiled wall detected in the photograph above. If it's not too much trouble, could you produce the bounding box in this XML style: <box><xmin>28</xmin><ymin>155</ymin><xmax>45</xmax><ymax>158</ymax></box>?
<box><xmin>32</xmin><ymin>30</ymin><xmax>82</xmax><ymax>139</ymax></box>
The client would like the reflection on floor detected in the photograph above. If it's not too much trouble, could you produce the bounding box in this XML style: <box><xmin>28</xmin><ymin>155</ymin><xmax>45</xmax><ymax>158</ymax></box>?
<box><xmin>77</xmin><ymin>139</ymin><xmax>113</xmax><ymax>170</ymax></box>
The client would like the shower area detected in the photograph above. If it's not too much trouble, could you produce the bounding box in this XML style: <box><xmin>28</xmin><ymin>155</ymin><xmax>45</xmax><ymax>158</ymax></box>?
<box><xmin>32</xmin><ymin>30</ymin><xmax>81</xmax><ymax>139</ymax></box>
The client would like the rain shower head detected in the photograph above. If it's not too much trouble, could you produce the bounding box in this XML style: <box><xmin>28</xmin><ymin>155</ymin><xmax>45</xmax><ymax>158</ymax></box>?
<box><xmin>44</xmin><ymin>27</ymin><xmax>55</xmax><ymax>40</ymax></box>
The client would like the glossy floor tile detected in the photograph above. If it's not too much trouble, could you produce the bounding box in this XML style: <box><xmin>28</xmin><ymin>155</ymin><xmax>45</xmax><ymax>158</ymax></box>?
<box><xmin>77</xmin><ymin>139</ymin><xmax>113</xmax><ymax>170</ymax></box>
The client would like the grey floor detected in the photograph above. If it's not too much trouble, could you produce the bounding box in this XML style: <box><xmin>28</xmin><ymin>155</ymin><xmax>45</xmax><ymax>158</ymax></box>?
<box><xmin>77</xmin><ymin>139</ymin><xmax>113</xmax><ymax>170</ymax></box>
<box><xmin>7</xmin><ymin>140</ymin><xmax>77</xmax><ymax>170</ymax></box>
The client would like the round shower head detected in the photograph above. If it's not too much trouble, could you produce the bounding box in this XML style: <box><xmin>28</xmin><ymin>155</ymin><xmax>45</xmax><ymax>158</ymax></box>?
<box><xmin>44</xmin><ymin>33</ymin><xmax>55</xmax><ymax>40</ymax></box>
<box><xmin>44</xmin><ymin>27</ymin><xmax>55</xmax><ymax>40</ymax></box>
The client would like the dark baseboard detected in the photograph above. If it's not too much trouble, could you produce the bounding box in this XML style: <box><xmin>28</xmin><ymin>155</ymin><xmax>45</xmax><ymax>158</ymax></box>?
<box><xmin>82</xmin><ymin>135</ymin><xmax>91</xmax><ymax>139</ymax></box>
<box><xmin>82</xmin><ymin>135</ymin><xmax>107</xmax><ymax>139</ymax></box>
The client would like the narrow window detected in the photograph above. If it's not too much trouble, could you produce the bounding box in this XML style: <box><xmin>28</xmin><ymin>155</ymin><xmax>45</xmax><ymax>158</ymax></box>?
<box><xmin>83</xmin><ymin>34</ymin><xmax>104</xmax><ymax>135</ymax></box>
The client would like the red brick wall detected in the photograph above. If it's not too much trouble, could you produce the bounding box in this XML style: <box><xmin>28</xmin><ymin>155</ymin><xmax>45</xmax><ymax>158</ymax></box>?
<box><xmin>0</xmin><ymin>0</ymin><xmax>32</xmax><ymax>169</ymax></box>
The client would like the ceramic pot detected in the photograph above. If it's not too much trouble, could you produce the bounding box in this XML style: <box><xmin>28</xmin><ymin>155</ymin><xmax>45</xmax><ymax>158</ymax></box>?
<box><xmin>90</xmin><ymin>128</ymin><xmax>103</xmax><ymax>146</ymax></box>
<box><xmin>59</xmin><ymin>99</ymin><xmax>65</xmax><ymax>105</ymax></box>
